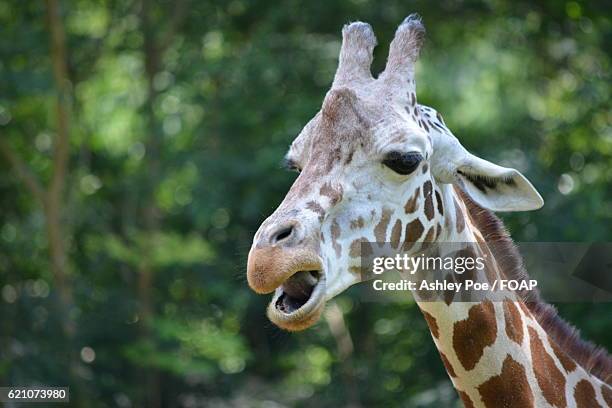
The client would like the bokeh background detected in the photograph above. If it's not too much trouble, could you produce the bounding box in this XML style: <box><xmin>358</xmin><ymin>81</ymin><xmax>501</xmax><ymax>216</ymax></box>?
<box><xmin>0</xmin><ymin>0</ymin><xmax>611</xmax><ymax>407</ymax></box>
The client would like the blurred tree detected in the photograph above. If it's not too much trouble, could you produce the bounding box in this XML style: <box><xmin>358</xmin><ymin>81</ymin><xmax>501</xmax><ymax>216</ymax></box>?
<box><xmin>0</xmin><ymin>0</ymin><xmax>82</xmax><ymax>398</ymax></box>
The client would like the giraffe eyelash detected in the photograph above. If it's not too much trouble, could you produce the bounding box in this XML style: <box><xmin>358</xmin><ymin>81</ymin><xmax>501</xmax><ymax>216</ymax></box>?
<box><xmin>282</xmin><ymin>157</ymin><xmax>302</xmax><ymax>173</ymax></box>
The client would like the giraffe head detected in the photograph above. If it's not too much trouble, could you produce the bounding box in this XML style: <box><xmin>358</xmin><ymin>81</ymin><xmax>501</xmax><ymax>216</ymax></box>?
<box><xmin>247</xmin><ymin>15</ymin><xmax>543</xmax><ymax>331</ymax></box>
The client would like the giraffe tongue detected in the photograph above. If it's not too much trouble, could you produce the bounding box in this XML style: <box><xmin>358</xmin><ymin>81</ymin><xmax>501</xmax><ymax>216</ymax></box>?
<box><xmin>283</xmin><ymin>271</ymin><xmax>318</xmax><ymax>299</ymax></box>
<box><xmin>279</xmin><ymin>271</ymin><xmax>319</xmax><ymax>312</ymax></box>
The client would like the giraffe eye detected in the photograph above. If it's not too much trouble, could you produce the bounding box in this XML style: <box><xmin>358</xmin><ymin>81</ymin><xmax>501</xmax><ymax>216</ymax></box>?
<box><xmin>382</xmin><ymin>151</ymin><xmax>423</xmax><ymax>175</ymax></box>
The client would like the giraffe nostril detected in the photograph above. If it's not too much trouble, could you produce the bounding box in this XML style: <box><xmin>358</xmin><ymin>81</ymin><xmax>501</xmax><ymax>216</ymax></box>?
<box><xmin>271</xmin><ymin>225</ymin><xmax>295</xmax><ymax>244</ymax></box>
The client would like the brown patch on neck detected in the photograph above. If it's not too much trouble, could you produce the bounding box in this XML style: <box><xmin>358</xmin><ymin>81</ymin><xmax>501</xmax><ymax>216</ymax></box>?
<box><xmin>477</xmin><ymin>355</ymin><xmax>535</xmax><ymax>408</ymax></box>
<box><xmin>528</xmin><ymin>326</ymin><xmax>567</xmax><ymax>407</ymax></box>
<box><xmin>443</xmin><ymin>273</ymin><xmax>456</xmax><ymax>305</ymax></box>
<box><xmin>548</xmin><ymin>334</ymin><xmax>577</xmax><ymax>373</ymax></box>
<box><xmin>421</xmin><ymin>310</ymin><xmax>439</xmax><ymax>339</ymax></box>
<box><xmin>602</xmin><ymin>384</ymin><xmax>612</xmax><ymax>406</ymax></box>
<box><xmin>402</xmin><ymin>218</ymin><xmax>424</xmax><ymax>251</ymax></box>
<box><xmin>458</xmin><ymin>391</ymin><xmax>475</xmax><ymax>408</ymax></box>
<box><xmin>503</xmin><ymin>300</ymin><xmax>524</xmax><ymax>346</ymax></box>
<box><xmin>452</xmin><ymin>300</ymin><xmax>497</xmax><ymax>371</ymax></box>
<box><xmin>374</xmin><ymin>209</ymin><xmax>392</xmax><ymax>242</ymax></box>
<box><xmin>574</xmin><ymin>379</ymin><xmax>602</xmax><ymax>408</ymax></box>
<box><xmin>456</xmin><ymin>187</ymin><xmax>612</xmax><ymax>384</ymax></box>
<box><xmin>404</xmin><ymin>187</ymin><xmax>420</xmax><ymax>214</ymax></box>
<box><xmin>423</xmin><ymin>180</ymin><xmax>435</xmax><ymax>220</ymax></box>
<box><xmin>423</xmin><ymin>226</ymin><xmax>435</xmax><ymax>242</ymax></box>
<box><xmin>390</xmin><ymin>219</ymin><xmax>402</xmax><ymax>249</ymax></box>
<box><xmin>435</xmin><ymin>190</ymin><xmax>444</xmax><ymax>215</ymax></box>
<box><xmin>440</xmin><ymin>352</ymin><xmax>457</xmax><ymax>378</ymax></box>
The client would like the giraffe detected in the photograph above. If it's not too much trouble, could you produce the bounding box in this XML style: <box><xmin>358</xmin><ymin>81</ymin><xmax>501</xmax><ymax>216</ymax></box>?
<box><xmin>246</xmin><ymin>15</ymin><xmax>612</xmax><ymax>407</ymax></box>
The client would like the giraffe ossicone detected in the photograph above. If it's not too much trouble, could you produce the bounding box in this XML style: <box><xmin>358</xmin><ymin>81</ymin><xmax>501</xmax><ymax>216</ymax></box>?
<box><xmin>246</xmin><ymin>14</ymin><xmax>611</xmax><ymax>407</ymax></box>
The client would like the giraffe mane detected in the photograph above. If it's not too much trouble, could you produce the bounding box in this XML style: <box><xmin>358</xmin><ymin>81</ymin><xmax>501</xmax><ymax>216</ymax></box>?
<box><xmin>456</xmin><ymin>187</ymin><xmax>612</xmax><ymax>385</ymax></box>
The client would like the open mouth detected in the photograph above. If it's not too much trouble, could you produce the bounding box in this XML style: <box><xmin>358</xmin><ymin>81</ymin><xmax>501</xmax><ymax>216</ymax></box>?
<box><xmin>276</xmin><ymin>270</ymin><xmax>322</xmax><ymax>313</ymax></box>
<box><xmin>267</xmin><ymin>269</ymin><xmax>326</xmax><ymax>330</ymax></box>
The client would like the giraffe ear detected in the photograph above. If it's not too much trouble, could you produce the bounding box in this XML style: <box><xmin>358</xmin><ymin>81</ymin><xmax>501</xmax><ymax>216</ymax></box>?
<box><xmin>431</xmin><ymin>137</ymin><xmax>544</xmax><ymax>212</ymax></box>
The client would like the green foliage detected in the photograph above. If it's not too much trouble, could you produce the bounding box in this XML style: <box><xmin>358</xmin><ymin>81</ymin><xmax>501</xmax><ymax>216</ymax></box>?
<box><xmin>124</xmin><ymin>317</ymin><xmax>249</xmax><ymax>377</ymax></box>
<box><xmin>88</xmin><ymin>232</ymin><xmax>214</xmax><ymax>268</ymax></box>
<box><xmin>0</xmin><ymin>1</ymin><xmax>610</xmax><ymax>407</ymax></box>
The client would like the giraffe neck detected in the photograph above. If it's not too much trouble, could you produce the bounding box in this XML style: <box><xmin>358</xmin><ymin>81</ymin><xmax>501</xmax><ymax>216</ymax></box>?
<box><xmin>412</xmin><ymin>185</ymin><xmax>612</xmax><ymax>408</ymax></box>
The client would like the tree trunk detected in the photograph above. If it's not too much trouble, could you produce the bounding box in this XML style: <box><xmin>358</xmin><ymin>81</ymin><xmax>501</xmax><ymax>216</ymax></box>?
<box><xmin>1</xmin><ymin>0</ymin><xmax>78</xmax><ymax>384</ymax></box>
<box><xmin>44</xmin><ymin>0</ymin><xmax>87</xmax><ymax>404</ymax></box>
<box><xmin>45</xmin><ymin>0</ymin><xmax>77</xmax><ymax>347</ymax></box>
<box><xmin>45</xmin><ymin>0</ymin><xmax>75</xmax><ymax>338</ymax></box>
<box><xmin>138</xmin><ymin>1</ymin><xmax>162</xmax><ymax>406</ymax></box>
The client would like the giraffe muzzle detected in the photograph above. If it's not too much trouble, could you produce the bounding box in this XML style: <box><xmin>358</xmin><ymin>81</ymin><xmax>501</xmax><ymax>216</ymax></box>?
<box><xmin>247</xmin><ymin>246</ymin><xmax>327</xmax><ymax>331</ymax></box>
